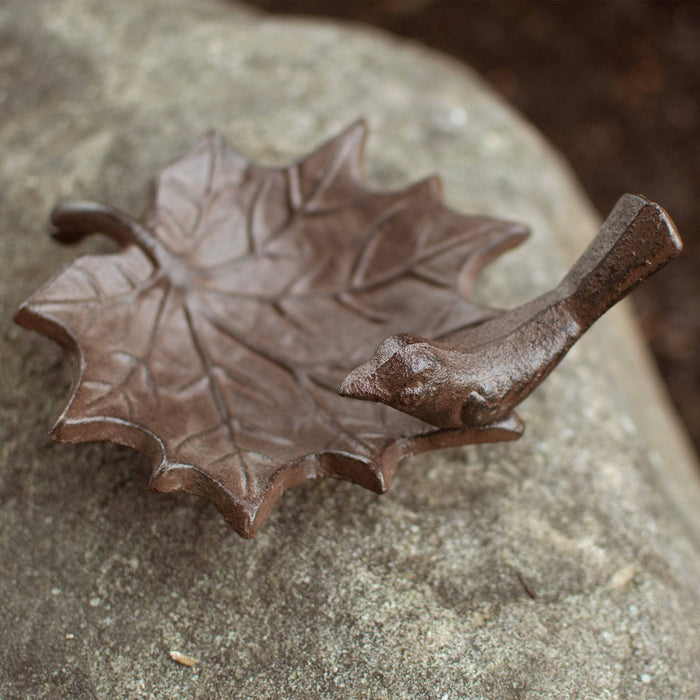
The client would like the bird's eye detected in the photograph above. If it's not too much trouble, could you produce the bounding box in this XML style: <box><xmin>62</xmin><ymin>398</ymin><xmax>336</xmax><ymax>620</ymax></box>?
<box><xmin>407</xmin><ymin>348</ymin><xmax>437</xmax><ymax>375</ymax></box>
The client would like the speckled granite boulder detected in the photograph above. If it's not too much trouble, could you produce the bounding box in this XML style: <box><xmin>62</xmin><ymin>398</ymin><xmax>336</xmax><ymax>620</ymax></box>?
<box><xmin>1</xmin><ymin>1</ymin><xmax>699</xmax><ymax>698</ymax></box>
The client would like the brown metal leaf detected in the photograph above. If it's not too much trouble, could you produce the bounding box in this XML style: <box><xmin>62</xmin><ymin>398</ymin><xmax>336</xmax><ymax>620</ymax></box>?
<box><xmin>15</xmin><ymin>121</ymin><xmax>528</xmax><ymax>537</ymax></box>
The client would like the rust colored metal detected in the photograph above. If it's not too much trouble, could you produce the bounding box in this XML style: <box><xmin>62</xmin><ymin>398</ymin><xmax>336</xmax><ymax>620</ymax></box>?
<box><xmin>14</xmin><ymin>123</ymin><xmax>682</xmax><ymax>537</ymax></box>
<box><xmin>14</xmin><ymin>123</ymin><xmax>527</xmax><ymax>537</ymax></box>
<box><xmin>341</xmin><ymin>194</ymin><xmax>682</xmax><ymax>427</ymax></box>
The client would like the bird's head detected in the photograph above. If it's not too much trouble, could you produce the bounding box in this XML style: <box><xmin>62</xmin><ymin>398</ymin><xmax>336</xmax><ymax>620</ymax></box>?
<box><xmin>340</xmin><ymin>333</ymin><xmax>496</xmax><ymax>429</ymax></box>
<box><xmin>340</xmin><ymin>333</ymin><xmax>443</xmax><ymax>408</ymax></box>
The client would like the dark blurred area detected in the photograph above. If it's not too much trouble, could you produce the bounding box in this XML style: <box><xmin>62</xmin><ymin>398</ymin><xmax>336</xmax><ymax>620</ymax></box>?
<box><xmin>243</xmin><ymin>0</ymin><xmax>700</xmax><ymax>455</ymax></box>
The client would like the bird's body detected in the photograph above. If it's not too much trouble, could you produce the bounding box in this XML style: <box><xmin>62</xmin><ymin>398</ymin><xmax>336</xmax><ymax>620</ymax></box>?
<box><xmin>340</xmin><ymin>194</ymin><xmax>682</xmax><ymax>430</ymax></box>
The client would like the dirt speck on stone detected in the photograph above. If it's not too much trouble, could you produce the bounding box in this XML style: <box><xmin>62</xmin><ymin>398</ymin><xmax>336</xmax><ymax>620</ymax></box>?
<box><xmin>169</xmin><ymin>651</ymin><xmax>198</xmax><ymax>668</ymax></box>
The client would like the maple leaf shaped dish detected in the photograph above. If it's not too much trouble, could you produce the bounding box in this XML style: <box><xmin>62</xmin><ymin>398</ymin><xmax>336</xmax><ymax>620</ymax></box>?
<box><xmin>15</xmin><ymin>121</ymin><xmax>537</xmax><ymax>537</ymax></box>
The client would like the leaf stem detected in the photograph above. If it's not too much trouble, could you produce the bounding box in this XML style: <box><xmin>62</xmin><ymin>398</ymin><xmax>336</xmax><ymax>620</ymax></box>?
<box><xmin>49</xmin><ymin>200</ymin><xmax>171</xmax><ymax>268</ymax></box>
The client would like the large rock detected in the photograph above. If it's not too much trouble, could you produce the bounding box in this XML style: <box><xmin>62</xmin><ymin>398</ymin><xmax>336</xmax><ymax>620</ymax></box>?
<box><xmin>1</xmin><ymin>0</ymin><xmax>699</xmax><ymax>697</ymax></box>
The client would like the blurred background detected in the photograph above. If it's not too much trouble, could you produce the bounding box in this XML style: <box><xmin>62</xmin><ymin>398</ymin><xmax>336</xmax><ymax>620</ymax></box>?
<box><xmin>243</xmin><ymin>0</ymin><xmax>700</xmax><ymax>454</ymax></box>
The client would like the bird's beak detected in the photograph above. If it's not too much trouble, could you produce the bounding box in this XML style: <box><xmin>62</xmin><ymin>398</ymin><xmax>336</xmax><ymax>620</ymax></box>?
<box><xmin>339</xmin><ymin>362</ymin><xmax>386</xmax><ymax>402</ymax></box>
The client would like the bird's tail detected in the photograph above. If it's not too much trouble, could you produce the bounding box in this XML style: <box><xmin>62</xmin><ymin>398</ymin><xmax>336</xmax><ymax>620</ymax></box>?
<box><xmin>559</xmin><ymin>194</ymin><xmax>682</xmax><ymax>327</ymax></box>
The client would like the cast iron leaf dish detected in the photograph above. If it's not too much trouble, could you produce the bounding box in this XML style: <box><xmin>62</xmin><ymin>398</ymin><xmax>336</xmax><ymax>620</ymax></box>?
<box><xmin>15</xmin><ymin>122</ymin><xmax>682</xmax><ymax>537</ymax></box>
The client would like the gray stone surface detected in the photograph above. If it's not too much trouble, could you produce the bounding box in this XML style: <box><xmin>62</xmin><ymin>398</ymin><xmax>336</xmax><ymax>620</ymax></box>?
<box><xmin>1</xmin><ymin>0</ymin><xmax>699</xmax><ymax>697</ymax></box>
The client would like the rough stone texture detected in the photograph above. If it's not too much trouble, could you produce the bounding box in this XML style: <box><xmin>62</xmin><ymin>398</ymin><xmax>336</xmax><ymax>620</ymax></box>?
<box><xmin>1</xmin><ymin>0</ymin><xmax>699</xmax><ymax>698</ymax></box>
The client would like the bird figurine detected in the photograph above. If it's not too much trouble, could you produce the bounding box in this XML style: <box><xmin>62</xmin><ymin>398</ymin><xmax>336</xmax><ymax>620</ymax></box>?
<box><xmin>340</xmin><ymin>194</ymin><xmax>682</xmax><ymax>430</ymax></box>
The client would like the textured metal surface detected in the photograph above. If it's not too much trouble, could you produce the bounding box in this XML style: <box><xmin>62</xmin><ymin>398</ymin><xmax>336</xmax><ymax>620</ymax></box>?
<box><xmin>13</xmin><ymin>121</ymin><xmax>683</xmax><ymax>536</ymax></box>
